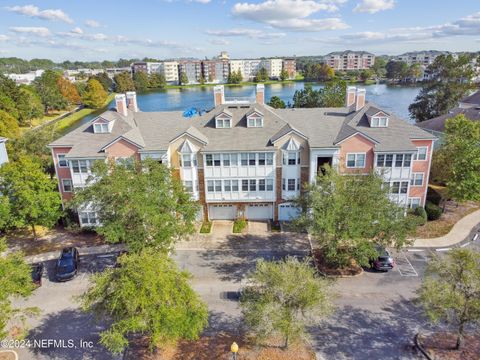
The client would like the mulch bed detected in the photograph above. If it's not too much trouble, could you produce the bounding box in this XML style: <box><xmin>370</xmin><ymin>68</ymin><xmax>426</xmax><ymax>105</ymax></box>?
<box><xmin>420</xmin><ymin>332</ymin><xmax>480</xmax><ymax>360</ymax></box>
<box><xmin>125</xmin><ymin>333</ymin><xmax>315</xmax><ymax>360</ymax></box>
<box><xmin>312</xmin><ymin>248</ymin><xmax>363</xmax><ymax>276</ymax></box>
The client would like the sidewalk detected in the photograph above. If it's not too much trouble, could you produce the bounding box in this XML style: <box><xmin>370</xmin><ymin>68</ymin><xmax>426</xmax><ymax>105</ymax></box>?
<box><xmin>411</xmin><ymin>209</ymin><xmax>480</xmax><ymax>248</ymax></box>
<box><xmin>24</xmin><ymin>243</ymin><xmax>125</xmax><ymax>263</ymax></box>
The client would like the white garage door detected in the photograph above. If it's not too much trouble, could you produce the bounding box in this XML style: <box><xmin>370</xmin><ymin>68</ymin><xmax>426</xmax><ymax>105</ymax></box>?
<box><xmin>278</xmin><ymin>203</ymin><xmax>300</xmax><ymax>221</ymax></box>
<box><xmin>246</xmin><ymin>204</ymin><xmax>273</xmax><ymax>220</ymax></box>
<box><xmin>209</xmin><ymin>204</ymin><xmax>237</xmax><ymax>220</ymax></box>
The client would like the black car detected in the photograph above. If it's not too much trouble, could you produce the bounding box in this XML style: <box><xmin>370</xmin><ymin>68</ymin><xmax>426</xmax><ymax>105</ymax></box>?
<box><xmin>369</xmin><ymin>247</ymin><xmax>395</xmax><ymax>272</ymax></box>
<box><xmin>55</xmin><ymin>247</ymin><xmax>80</xmax><ymax>282</ymax></box>
<box><xmin>31</xmin><ymin>262</ymin><xmax>44</xmax><ymax>286</ymax></box>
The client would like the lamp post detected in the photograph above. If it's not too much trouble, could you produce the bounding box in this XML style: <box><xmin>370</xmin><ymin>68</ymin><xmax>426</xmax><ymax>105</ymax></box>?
<box><xmin>230</xmin><ymin>342</ymin><xmax>239</xmax><ymax>360</ymax></box>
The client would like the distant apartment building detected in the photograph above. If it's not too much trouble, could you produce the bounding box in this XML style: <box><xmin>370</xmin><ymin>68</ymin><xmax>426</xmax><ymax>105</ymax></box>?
<box><xmin>229</xmin><ymin>58</ymin><xmax>288</xmax><ymax>80</ymax></box>
<box><xmin>394</xmin><ymin>51</ymin><xmax>457</xmax><ymax>67</ymax></box>
<box><xmin>282</xmin><ymin>58</ymin><xmax>296</xmax><ymax>79</ymax></box>
<box><xmin>264</xmin><ymin>58</ymin><xmax>283</xmax><ymax>79</ymax></box>
<box><xmin>131</xmin><ymin>61</ymin><xmax>179</xmax><ymax>84</ymax></box>
<box><xmin>202</xmin><ymin>60</ymin><xmax>229</xmax><ymax>83</ymax></box>
<box><xmin>324</xmin><ymin>51</ymin><xmax>375</xmax><ymax>71</ymax></box>
<box><xmin>179</xmin><ymin>60</ymin><xmax>202</xmax><ymax>84</ymax></box>
<box><xmin>6</xmin><ymin>70</ymin><xmax>44</xmax><ymax>85</ymax></box>
<box><xmin>105</xmin><ymin>67</ymin><xmax>131</xmax><ymax>79</ymax></box>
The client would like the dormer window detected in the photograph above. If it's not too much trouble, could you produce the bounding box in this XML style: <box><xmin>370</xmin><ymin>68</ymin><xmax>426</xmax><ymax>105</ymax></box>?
<box><xmin>216</xmin><ymin>118</ymin><xmax>231</xmax><ymax>128</ymax></box>
<box><xmin>371</xmin><ymin>116</ymin><xmax>388</xmax><ymax>127</ymax></box>
<box><xmin>248</xmin><ymin>117</ymin><xmax>263</xmax><ymax>127</ymax></box>
<box><xmin>94</xmin><ymin>123</ymin><xmax>109</xmax><ymax>133</ymax></box>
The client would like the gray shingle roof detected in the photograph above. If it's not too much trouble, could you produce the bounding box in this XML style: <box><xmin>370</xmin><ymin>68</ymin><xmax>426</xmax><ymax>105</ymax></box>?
<box><xmin>460</xmin><ymin>91</ymin><xmax>480</xmax><ymax>105</ymax></box>
<box><xmin>417</xmin><ymin>107</ymin><xmax>480</xmax><ymax>132</ymax></box>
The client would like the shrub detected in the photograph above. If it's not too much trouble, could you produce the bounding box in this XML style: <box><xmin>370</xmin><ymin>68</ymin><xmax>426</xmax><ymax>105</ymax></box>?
<box><xmin>199</xmin><ymin>221</ymin><xmax>212</xmax><ymax>234</ymax></box>
<box><xmin>414</xmin><ymin>206</ymin><xmax>428</xmax><ymax>225</ymax></box>
<box><xmin>425</xmin><ymin>201</ymin><xmax>443</xmax><ymax>221</ymax></box>
<box><xmin>407</xmin><ymin>213</ymin><xmax>426</xmax><ymax>228</ymax></box>
<box><xmin>233</xmin><ymin>219</ymin><xmax>247</xmax><ymax>233</ymax></box>
<box><xmin>427</xmin><ymin>187</ymin><xmax>443</xmax><ymax>206</ymax></box>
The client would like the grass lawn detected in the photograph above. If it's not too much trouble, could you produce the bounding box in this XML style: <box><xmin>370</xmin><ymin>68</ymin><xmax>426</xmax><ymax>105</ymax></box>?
<box><xmin>233</xmin><ymin>219</ymin><xmax>247</xmax><ymax>233</ymax></box>
<box><xmin>199</xmin><ymin>221</ymin><xmax>212</xmax><ymax>234</ymax></box>
<box><xmin>18</xmin><ymin>108</ymin><xmax>76</xmax><ymax>135</ymax></box>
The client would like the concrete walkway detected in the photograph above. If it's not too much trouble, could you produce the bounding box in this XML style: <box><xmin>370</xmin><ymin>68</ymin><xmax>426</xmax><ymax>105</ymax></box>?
<box><xmin>412</xmin><ymin>209</ymin><xmax>480</xmax><ymax>248</ymax></box>
<box><xmin>24</xmin><ymin>243</ymin><xmax>125</xmax><ymax>263</ymax></box>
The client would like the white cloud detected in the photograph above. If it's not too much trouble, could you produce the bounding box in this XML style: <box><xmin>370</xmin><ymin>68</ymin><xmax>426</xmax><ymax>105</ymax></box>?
<box><xmin>231</xmin><ymin>0</ymin><xmax>348</xmax><ymax>31</ymax></box>
<box><xmin>6</xmin><ymin>5</ymin><xmax>73</xmax><ymax>23</ymax></box>
<box><xmin>205</xmin><ymin>28</ymin><xmax>286</xmax><ymax>39</ymax></box>
<box><xmin>353</xmin><ymin>0</ymin><xmax>395</xmax><ymax>14</ymax></box>
<box><xmin>85</xmin><ymin>19</ymin><xmax>101</xmax><ymax>28</ymax></box>
<box><xmin>10</xmin><ymin>26</ymin><xmax>51</xmax><ymax>37</ymax></box>
<box><xmin>208</xmin><ymin>38</ymin><xmax>230</xmax><ymax>45</ymax></box>
<box><xmin>0</xmin><ymin>35</ymin><xmax>9</xmax><ymax>42</ymax></box>
<box><xmin>71</xmin><ymin>27</ymin><xmax>83</xmax><ymax>35</ymax></box>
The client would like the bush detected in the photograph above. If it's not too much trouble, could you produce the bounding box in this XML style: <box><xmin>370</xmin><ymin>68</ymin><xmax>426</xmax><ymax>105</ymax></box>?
<box><xmin>427</xmin><ymin>187</ymin><xmax>443</xmax><ymax>206</ymax></box>
<box><xmin>233</xmin><ymin>219</ymin><xmax>247</xmax><ymax>233</ymax></box>
<box><xmin>414</xmin><ymin>206</ymin><xmax>428</xmax><ymax>225</ymax></box>
<box><xmin>199</xmin><ymin>221</ymin><xmax>212</xmax><ymax>234</ymax></box>
<box><xmin>425</xmin><ymin>201</ymin><xmax>443</xmax><ymax>221</ymax></box>
<box><xmin>406</xmin><ymin>213</ymin><xmax>426</xmax><ymax>228</ymax></box>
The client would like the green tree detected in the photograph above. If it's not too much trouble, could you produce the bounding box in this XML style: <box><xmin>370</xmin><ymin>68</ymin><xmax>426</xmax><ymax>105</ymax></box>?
<box><xmin>360</xmin><ymin>69</ymin><xmax>374</xmax><ymax>82</ymax></box>
<box><xmin>293</xmin><ymin>80</ymin><xmax>346</xmax><ymax>108</ymax></box>
<box><xmin>418</xmin><ymin>248</ymin><xmax>480</xmax><ymax>350</ymax></box>
<box><xmin>16</xmin><ymin>87</ymin><xmax>43</xmax><ymax>127</ymax></box>
<box><xmin>0</xmin><ymin>238</ymin><xmax>37</xmax><ymax>338</ymax></box>
<box><xmin>81</xmin><ymin>249</ymin><xmax>208</xmax><ymax>354</ymax></box>
<box><xmin>267</xmin><ymin>96</ymin><xmax>286</xmax><ymax>109</ymax></box>
<box><xmin>407</xmin><ymin>63</ymin><xmax>423</xmax><ymax>82</ymax></box>
<box><xmin>0</xmin><ymin>110</ymin><xmax>20</xmax><ymax>139</ymax></box>
<box><xmin>179</xmin><ymin>72</ymin><xmax>189</xmax><ymax>85</ymax></box>
<box><xmin>0</xmin><ymin>196</ymin><xmax>10</xmax><ymax>230</ymax></box>
<box><xmin>294</xmin><ymin>167</ymin><xmax>411</xmax><ymax>267</ymax></box>
<box><xmin>303</xmin><ymin>63</ymin><xmax>334</xmax><ymax>82</ymax></box>
<box><xmin>133</xmin><ymin>71</ymin><xmax>149</xmax><ymax>92</ymax></box>
<box><xmin>113</xmin><ymin>72</ymin><xmax>135</xmax><ymax>93</ymax></box>
<box><xmin>56</xmin><ymin>76</ymin><xmax>80</xmax><ymax>105</ymax></box>
<box><xmin>241</xmin><ymin>257</ymin><xmax>333</xmax><ymax>348</ymax></box>
<box><xmin>438</xmin><ymin>115</ymin><xmax>480</xmax><ymax>201</ymax></box>
<box><xmin>409</xmin><ymin>54</ymin><xmax>475</xmax><ymax>122</ymax></box>
<box><xmin>280</xmin><ymin>69</ymin><xmax>289</xmax><ymax>81</ymax></box>
<box><xmin>0</xmin><ymin>156</ymin><xmax>62</xmax><ymax>239</ymax></box>
<box><xmin>227</xmin><ymin>70</ymin><xmax>242</xmax><ymax>84</ymax></box>
<box><xmin>254</xmin><ymin>67</ymin><xmax>269</xmax><ymax>82</ymax></box>
<box><xmin>90</xmin><ymin>73</ymin><xmax>113</xmax><ymax>92</ymax></box>
<box><xmin>386</xmin><ymin>60</ymin><xmax>408</xmax><ymax>83</ymax></box>
<box><xmin>81</xmin><ymin>79</ymin><xmax>108</xmax><ymax>109</ymax></box>
<box><xmin>371</xmin><ymin>57</ymin><xmax>387</xmax><ymax>78</ymax></box>
<box><xmin>148</xmin><ymin>73</ymin><xmax>166</xmax><ymax>89</ymax></box>
<box><xmin>33</xmin><ymin>70</ymin><xmax>67</xmax><ymax>113</ymax></box>
<box><xmin>198</xmin><ymin>74</ymin><xmax>206</xmax><ymax>85</ymax></box>
<box><xmin>70</xmin><ymin>159</ymin><xmax>199</xmax><ymax>253</ymax></box>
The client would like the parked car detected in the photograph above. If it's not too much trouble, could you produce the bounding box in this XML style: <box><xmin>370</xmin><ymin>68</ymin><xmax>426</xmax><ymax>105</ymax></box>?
<box><xmin>31</xmin><ymin>262</ymin><xmax>44</xmax><ymax>286</ymax></box>
<box><xmin>369</xmin><ymin>247</ymin><xmax>395</xmax><ymax>271</ymax></box>
<box><xmin>55</xmin><ymin>247</ymin><xmax>80</xmax><ymax>282</ymax></box>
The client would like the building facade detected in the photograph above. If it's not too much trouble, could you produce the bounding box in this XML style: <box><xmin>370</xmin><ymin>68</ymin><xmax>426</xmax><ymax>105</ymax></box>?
<box><xmin>48</xmin><ymin>86</ymin><xmax>435</xmax><ymax>226</ymax></box>
<box><xmin>324</xmin><ymin>51</ymin><xmax>375</xmax><ymax>71</ymax></box>
<box><xmin>179</xmin><ymin>60</ymin><xmax>202</xmax><ymax>84</ymax></box>
<box><xmin>0</xmin><ymin>137</ymin><xmax>8</xmax><ymax>166</ymax></box>
<box><xmin>202</xmin><ymin>60</ymin><xmax>229</xmax><ymax>83</ymax></box>
<box><xmin>394</xmin><ymin>51</ymin><xmax>457</xmax><ymax>67</ymax></box>
<box><xmin>282</xmin><ymin>59</ymin><xmax>297</xmax><ymax>79</ymax></box>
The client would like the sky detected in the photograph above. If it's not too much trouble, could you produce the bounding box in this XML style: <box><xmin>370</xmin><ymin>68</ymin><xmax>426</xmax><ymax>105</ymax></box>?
<box><xmin>0</xmin><ymin>0</ymin><xmax>479</xmax><ymax>61</ymax></box>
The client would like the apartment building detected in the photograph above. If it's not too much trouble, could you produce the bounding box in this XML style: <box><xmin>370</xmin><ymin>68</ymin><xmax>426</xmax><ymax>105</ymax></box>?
<box><xmin>264</xmin><ymin>58</ymin><xmax>283</xmax><ymax>79</ymax></box>
<box><xmin>394</xmin><ymin>51</ymin><xmax>457</xmax><ymax>67</ymax></box>
<box><xmin>202</xmin><ymin>60</ymin><xmax>229</xmax><ymax>83</ymax></box>
<box><xmin>131</xmin><ymin>61</ymin><xmax>179</xmax><ymax>83</ymax></box>
<box><xmin>48</xmin><ymin>86</ymin><xmax>435</xmax><ymax>225</ymax></box>
<box><xmin>179</xmin><ymin>60</ymin><xmax>202</xmax><ymax>84</ymax></box>
<box><xmin>6</xmin><ymin>70</ymin><xmax>44</xmax><ymax>85</ymax></box>
<box><xmin>324</xmin><ymin>51</ymin><xmax>375</xmax><ymax>71</ymax></box>
<box><xmin>282</xmin><ymin>59</ymin><xmax>296</xmax><ymax>79</ymax></box>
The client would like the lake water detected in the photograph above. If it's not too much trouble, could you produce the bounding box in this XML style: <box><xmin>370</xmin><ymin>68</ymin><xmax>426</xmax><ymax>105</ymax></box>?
<box><xmin>79</xmin><ymin>82</ymin><xmax>420</xmax><ymax>127</ymax></box>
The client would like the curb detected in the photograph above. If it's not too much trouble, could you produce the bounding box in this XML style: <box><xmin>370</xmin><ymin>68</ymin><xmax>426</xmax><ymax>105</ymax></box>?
<box><xmin>24</xmin><ymin>243</ymin><xmax>125</xmax><ymax>264</ymax></box>
<box><xmin>414</xmin><ymin>333</ymin><xmax>433</xmax><ymax>360</ymax></box>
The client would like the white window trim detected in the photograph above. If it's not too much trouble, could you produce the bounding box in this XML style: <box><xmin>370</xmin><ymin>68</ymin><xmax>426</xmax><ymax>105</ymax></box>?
<box><xmin>415</xmin><ymin>146</ymin><xmax>428</xmax><ymax>161</ymax></box>
<box><xmin>57</xmin><ymin>154</ymin><xmax>68</xmax><ymax>168</ymax></box>
<box><xmin>346</xmin><ymin>152</ymin><xmax>366</xmax><ymax>169</ymax></box>
<box><xmin>411</xmin><ymin>173</ymin><xmax>424</xmax><ymax>187</ymax></box>
<box><xmin>62</xmin><ymin>179</ymin><xmax>73</xmax><ymax>192</ymax></box>
<box><xmin>247</xmin><ymin>116</ymin><xmax>264</xmax><ymax>128</ymax></box>
<box><xmin>408</xmin><ymin>197</ymin><xmax>422</xmax><ymax>208</ymax></box>
<box><xmin>93</xmin><ymin>123</ymin><xmax>109</xmax><ymax>133</ymax></box>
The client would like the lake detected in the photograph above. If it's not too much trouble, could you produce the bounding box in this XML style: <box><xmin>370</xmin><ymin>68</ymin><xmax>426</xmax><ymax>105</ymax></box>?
<box><xmin>79</xmin><ymin>82</ymin><xmax>420</xmax><ymax>127</ymax></box>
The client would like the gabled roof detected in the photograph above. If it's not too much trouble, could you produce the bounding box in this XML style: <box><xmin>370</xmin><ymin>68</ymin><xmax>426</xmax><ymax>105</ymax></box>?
<box><xmin>460</xmin><ymin>91</ymin><xmax>480</xmax><ymax>105</ymax></box>
<box><xmin>179</xmin><ymin>139</ymin><xmax>197</xmax><ymax>153</ymax></box>
<box><xmin>282</xmin><ymin>137</ymin><xmax>301</xmax><ymax>151</ymax></box>
<box><xmin>270</xmin><ymin>123</ymin><xmax>307</xmax><ymax>143</ymax></box>
<box><xmin>365</xmin><ymin>106</ymin><xmax>389</xmax><ymax>117</ymax></box>
<box><xmin>215</xmin><ymin>109</ymin><xmax>233</xmax><ymax>118</ymax></box>
<box><xmin>170</xmin><ymin>126</ymin><xmax>208</xmax><ymax>145</ymax></box>
<box><xmin>417</xmin><ymin>107</ymin><xmax>480</xmax><ymax>132</ymax></box>
<box><xmin>246</xmin><ymin>107</ymin><xmax>264</xmax><ymax>117</ymax></box>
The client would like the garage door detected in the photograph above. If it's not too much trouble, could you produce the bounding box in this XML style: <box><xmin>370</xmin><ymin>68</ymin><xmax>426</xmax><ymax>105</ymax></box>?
<box><xmin>278</xmin><ymin>203</ymin><xmax>300</xmax><ymax>221</ymax></box>
<box><xmin>209</xmin><ymin>204</ymin><xmax>237</xmax><ymax>220</ymax></box>
<box><xmin>246</xmin><ymin>204</ymin><xmax>273</xmax><ymax>220</ymax></box>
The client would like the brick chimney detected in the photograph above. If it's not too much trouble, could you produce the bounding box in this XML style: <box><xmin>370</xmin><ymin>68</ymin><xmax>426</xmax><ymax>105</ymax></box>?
<box><xmin>355</xmin><ymin>88</ymin><xmax>366</xmax><ymax>111</ymax></box>
<box><xmin>126</xmin><ymin>91</ymin><xmax>139</xmax><ymax>112</ymax></box>
<box><xmin>115</xmin><ymin>94</ymin><xmax>128</xmax><ymax>116</ymax></box>
<box><xmin>256</xmin><ymin>84</ymin><xmax>265</xmax><ymax>105</ymax></box>
<box><xmin>346</xmin><ymin>86</ymin><xmax>356</xmax><ymax>107</ymax></box>
<box><xmin>213</xmin><ymin>85</ymin><xmax>224</xmax><ymax>107</ymax></box>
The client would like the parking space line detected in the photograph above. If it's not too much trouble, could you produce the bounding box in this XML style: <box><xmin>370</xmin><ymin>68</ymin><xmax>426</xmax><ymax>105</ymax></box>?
<box><xmin>460</xmin><ymin>242</ymin><xmax>470</xmax><ymax>248</ymax></box>
<box><xmin>435</xmin><ymin>248</ymin><xmax>452</xmax><ymax>252</ymax></box>
<box><xmin>396</xmin><ymin>254</ymin><xmax>418</xmax><ymax>277</ymax></box>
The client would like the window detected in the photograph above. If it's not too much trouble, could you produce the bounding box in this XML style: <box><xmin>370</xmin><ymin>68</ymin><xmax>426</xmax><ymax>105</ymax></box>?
<box><xmin>385</xmin><ymin>154</ymin><xmax>393</xmax><ymax>167</ymax></box>
<box><xmin>415</xmin><ymin>146</ymin><xmax>428</xmax><ymax>161</ymax></box>
<box><xmin>391</xmin><ymin>181</ymin><xmax>400</xmax><ymax>194</ymax></box>
<box><xmin>71</xmin><ymin>160</ymin><xmax>90</xmax><ymax>174</ymax></box>
<box><xmin>376</xmin><ymin>154</ymin><xmax>385</xmax><ymax>167</ymax></box>
<box><xmin>258</xmin><ymin>153</ymin><xmax>266</xmax><ymax>166</ymax></box>
<box><xmin>346</xmin><ymin>153</ymin><xmax>366</xmax><ymax>168</ymax></box>
<box><xmin>408</xmin><ymin>198</ymin><xmax>421</xmax><ymax>209</ymax></box>
<box><xmin>62</xmin><ymin>179</ymin><xmax>73</xmax><ymax>192</ymax></box>
<box><xmin>71</xmin><ymin>160</ymin><xmax>80</xmax><ymax>173</ymax></box>
<box><xmin>297</xmin><ymin>178</ymin><xmax>300</xmax><ymax>190</ymax></box>
<box><xmin>213</xmin><ymin>154</ymin><xmax>221</xmax><ymax>167</ymax></box>
<box><xmin>223</xmin><ymin>154</ymin><xmax>230</xmax><ymax>166</ymax></box>
<box><xmin>282</xmin><ymin>178</ymin><xmax>286</xmax><ymax>191</ymax></box>
<box><xmin>404</xmin><ymin>154</ymin><xmax>412</xmax><ymax>167</ymax></box>
<box><xmin>206</xmin><ymin>154</ymin><xmax>213</xmax><ymax>166</ymax></box>
<box><xmin>241</xmin><ymin>153</ymin><xmax>248</xmax><ymax>166</ymax></box>
<box><xmin>285</xmin><ymin>152</ymin><xmax>297</xmax><ymax>165</ymax></box>
<box><xmin>183</xmin><ymin>180</ymin><xmax>193</xmax><ymax>192</ymax></box>
<box><xmin>57</xmin><ymin>154</ymin><xmax>68</xmax><ymax>168</ymax></box>
<box><xmin>287</xmin><ymin>179</ymin><xmax>296</xmax><ymax>191</ymax></box>
<box><xmin>400</xmin><ymin>181</ymin><xmax>408</xmax><ymax>194</ymax></box>
<box><xmin>207</xmin><ymin>180</ymin><xmax>214</xmax><ymax>192</ymax></box>
<box><xmin>371</xmin><ymin>116</ymin><xmax>388</xmax><ymax>127</ymax></box>
<box><xmin>80</xmin><ymin>211</ymin><xmax>97</xmax><ymax>226</ymax></box>
<box><xmin>247</xmin><ymin>116</ymin><xmax>263</xmax><ymax>128</ymax></box>
<box><xmin>266</xmin><ymin>153</ymin><xmax>273</xmax><ymax>165</ymax></box>
<box><xmin>230</xmin><ymin>154</ymin><xmax>238</xmax><ymax>166</ymax></box>
<box><xmin>411</xmin><ymin>173</ymin><xmax>424</xmax><ymax>186</ymax></box>
<box><xmin>242</xmin><ymin>180</ymin><xmax>249</xmax><ymax>191</ymax></box>
<box><xmin>224</xmin><ymin>180</ymin><xmax>231</xmax><ymax>191</ymax></box>
<box><xmin>214</xmin><ymin>180</ymin><xmax>222</xmax><ymax>192</ymax></box>
<box><xmin>216</xmin><ymin>118</ymin><xmax>231</xmax><ymax>128</ymax></box>
<box><xmin>266</xmin><ymin>179</ymin><xmax>273</xmax><ymax>191</ymax></box>
<box><xmin>181</xmin><ymin>154</ymin><xmax>191</xmax><ymax>167</ymax></box>
<box><xmin>390</xmin><ymin>181</ymin><xmax>409</xmax><ymax>194</ymax></box>
<box><xmin>395</xmin><ymin>154</ymin><xmax>404</xmax><ymax>167</ymax></box>
<box><xmin>259</xmin><ymin>179</ymin><xmax>266</xmax><ymax>191</ymax></box>
<box><xmin>248</xmin><ymin>118</ymin><xmax>255</xmax><ymax>127</ymax></box>
<box><xmin>232</xmin><ymin>180</ymin><xmax>239</xmax><ymax>191</ymax></box>
<box><xmin>249</xmin><ymin>179</ymin><xmax>256</xmax><ymax>191</ymax></box>
<box><xmin>93</xmin><ymin>123</ymin><xmax>109</xmax><ymax>133</ymax></box>
<box><xmin>248</xmin><ymin>153</ymin><xmax>256</xmax><ymax>166</ymax></box>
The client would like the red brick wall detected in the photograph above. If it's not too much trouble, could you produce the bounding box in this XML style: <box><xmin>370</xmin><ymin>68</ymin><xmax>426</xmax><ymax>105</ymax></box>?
<box><xmin>338</xmin><ymin>134</ymin><xmax>375</xmax><ymax>174</ymax></box>
<box><xmin>51</xmin><ymin>147</ymin><xmax>73</xmax><ymax>202</ymax></box>
<box><xmin>410</xmin><ymin>139</ymin><xmax>434</xmax><ymax>206</ymax></box>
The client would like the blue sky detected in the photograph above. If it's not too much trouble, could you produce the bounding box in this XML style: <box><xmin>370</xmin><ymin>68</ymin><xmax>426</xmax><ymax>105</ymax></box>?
<box><xmin>0</xmin><ymin>0</ymin><xmax>478</xmax><ymax>61</ymax></box>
